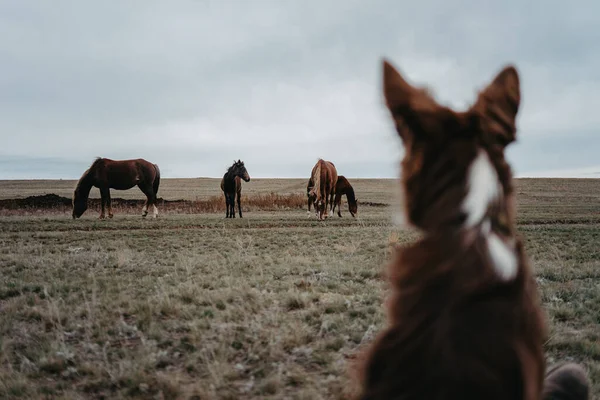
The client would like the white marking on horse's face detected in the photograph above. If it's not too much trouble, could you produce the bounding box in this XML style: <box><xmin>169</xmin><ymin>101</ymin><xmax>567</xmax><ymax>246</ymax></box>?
<box><xmin>462</xmin><ymin>150</ymin><xmax>501</xmax><ymax>226</ymax></box>
<box><xmin>487</xmin><ymin>233</ymin><xmax>518</xmax><ymax>280</ymax></box>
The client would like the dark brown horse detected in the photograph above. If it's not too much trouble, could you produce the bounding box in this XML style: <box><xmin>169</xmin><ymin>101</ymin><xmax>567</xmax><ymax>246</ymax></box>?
<box><xmin>72</xmin><ymin>158</ymin><xmax>160</xmax><ymax>219</ymax></box>
<box><xmin>332</xmin><ymin>175</ymin><xmax>358</xmax><ymax>218</ymax></box>
<box><xmin>307</xmin><ymin>159</ymin><xmax>337</xmax><ymax>220</ymax></box>
<box><xmin>220</xmin><ymin>160</ymin><xmax>250</xmax><ymax>218</ymax></box>
<box><xmin>356</xmin><ymin>60</ymin><xmax>554</xmax><ymax>399</ymax></box>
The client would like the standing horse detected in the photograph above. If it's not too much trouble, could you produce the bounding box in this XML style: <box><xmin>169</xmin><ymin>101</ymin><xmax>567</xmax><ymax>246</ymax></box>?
<box><xmin>72</xmin><ymin>158</ymin><xmax>160</xmax><ymax>219</ymax></box>
<box><xmin>332</xmin><ymin>175</ymin><xmax>358</xmax><ymax>218</ymax></box>
<box><xmin>220</xmin><ymin>160</ymin><xmax>250</xmax><ymax>218</ymax></box>
<box><xmin>307</xmin><ymin>159</ymin><xmax>338</xmax><ymax>220</ymax></box>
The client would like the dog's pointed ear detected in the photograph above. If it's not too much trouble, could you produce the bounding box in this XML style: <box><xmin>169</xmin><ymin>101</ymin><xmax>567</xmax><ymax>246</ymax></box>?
<box><xmin>471</xmin><ymin>65</ymin><xmax>520</xmax><ymax>147</ymax></box>
<box><xmin>382</xmin><ymin>59</ymin><xmax>444</xmax><ymax>142</ymax></box>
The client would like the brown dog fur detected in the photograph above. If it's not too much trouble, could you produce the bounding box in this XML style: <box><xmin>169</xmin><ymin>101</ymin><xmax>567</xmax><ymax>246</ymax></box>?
<box><xmin>356</xmin><ymin>59</ymin><xmax>547</xmax><ymax>400</ymax></box>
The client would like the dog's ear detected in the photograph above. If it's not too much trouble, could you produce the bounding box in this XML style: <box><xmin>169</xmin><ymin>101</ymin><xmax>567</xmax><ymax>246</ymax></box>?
<box><xmin>382</xmin><ymin>59</ymin><xmax>446</xmax><ymax>144</ymax></box>
<box><xmin>471</xmin><ymin>65</ymin><xmax>520</xmax><ymax>147</ymax></box>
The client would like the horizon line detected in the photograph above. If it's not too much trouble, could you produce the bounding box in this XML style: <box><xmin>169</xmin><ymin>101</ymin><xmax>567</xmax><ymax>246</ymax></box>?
<box><xmin>0</xmin><ymin>175</ymin><xmax>599</xmax><ymax>181</ymax></box>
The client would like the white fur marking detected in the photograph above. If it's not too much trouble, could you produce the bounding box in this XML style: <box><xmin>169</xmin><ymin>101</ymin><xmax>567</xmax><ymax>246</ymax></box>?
<box><xmin>142</xmin><ymin>205</ymin><xmax>148</xmax><ymax>213</ymax></box>
<box><xmin>481</xmin><ymin>219</ymin><xmax>491</xmax><ymax>234</ymax></box>
<box><xmin>153</xmin><ymin>205</ymin><xmax>158</xmax><ymax>218</ymax></box>
<box><xmin>487</xmin><ymin>233</ymin><xmax>518</xmax><ymax>280</ymax></box>
<box><xmin>462</xmin><ymin>150</ymin><xmax>501</xmax><ymax>226</ymax></box>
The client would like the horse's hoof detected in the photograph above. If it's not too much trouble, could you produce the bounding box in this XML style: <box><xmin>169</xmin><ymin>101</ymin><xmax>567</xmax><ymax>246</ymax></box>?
<box><xmin>99</xmin><ymin>215</ymin><xmax>105</xmax><ymax>220</ymax></box>
<box><xmin>108</xmin><ymin>214</ymin><xmax>114</xmax><ymax>219</ymax></box>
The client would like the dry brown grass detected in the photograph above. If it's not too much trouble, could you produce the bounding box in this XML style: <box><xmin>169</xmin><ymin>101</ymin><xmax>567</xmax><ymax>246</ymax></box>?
<box><xmin>0</xmin><ymin>178</ymin><xmax>598</xmax><ymax>399</ymax></box>
<box><xmin>0</xmin><ymin>192</ymin><xmax>307</xmax><ymax>217</ymax></box>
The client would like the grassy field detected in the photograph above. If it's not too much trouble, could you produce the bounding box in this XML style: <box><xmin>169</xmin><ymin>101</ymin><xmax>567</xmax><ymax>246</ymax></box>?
<box><xmin>0</xmin><ymin>178</ymin><xmax>599</xmax><ymax>399</ymax></box>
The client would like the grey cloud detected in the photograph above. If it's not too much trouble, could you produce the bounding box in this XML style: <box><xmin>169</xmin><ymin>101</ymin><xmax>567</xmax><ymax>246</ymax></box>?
<box><xmin>0</xmin><ymin>1</ymin><xmax>598</xmax><ymax>179</ymax></box>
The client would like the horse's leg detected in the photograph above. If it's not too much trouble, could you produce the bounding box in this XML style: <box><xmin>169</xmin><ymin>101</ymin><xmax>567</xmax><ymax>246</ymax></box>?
<box><xmin>329</xmin><ymin>191</ymin><xmax>334</xmax><ymax>212</ymax></box>
<box><xmin>224</xmin><ymin>193</ymin><xmax>229</xmax><ymax>218</ymax></box>
<box><xmin>150</xmin><ymin>188</ymin><xmax>158</xmax><ymax>219</ymax></box>
<box><xmin>333</xmin><ymin>193</ymin><xmax>342</xmax><ymax>217</ymax></box>
<box><xmin>138</xmin><ymin>184</ymin><xmax>150</xmax><ymax>218</ymax></box>
<box><xmin>141</xmin><ymin>200</ymin><xmax>148</xmax><ymax>218</ymax></box>
<box><xmin>150</xmin><ymin>197</ymin><xmax>158</xmax><ymax>219</ymax></box>
<box><xmin>139</xmin><ymin>184</ymin><xmax>158</xmax><ymax>218</ymax></box>
<box><xmin>107</xmin><ymin>189</ymin><xmax>114</xmax><ymax>219</ymax></box>
<box><xmin>237</xmin><ymin>191</ymin><xmax>243</xmax><ymax>218</ymax></box>
<box><xmin>317</xmin><ymin>199</ymin><xmax>323</xmax><ymax>220</ymax></box>
<box><xmin>225</xmin><ymin>193</ymin><xmax>231</xmax><ymax>218</ymax></box>
<box><xmin>99</xmin><ymin>187</ymin><xmax>108</xmax><ymax>219</ymax></box>
<box><xmin>230</xmin><ymin>193</ymin><xmax>236</xmax><ymax>218</ymax></box>
<box><xmin>315</xmin><ymin>199</ymin><xmax>321</xmax><ymax>219</ymax></box>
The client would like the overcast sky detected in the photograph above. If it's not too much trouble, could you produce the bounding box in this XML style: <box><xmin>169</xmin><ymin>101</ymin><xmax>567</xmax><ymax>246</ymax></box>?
<box><xmin>1</xmin><ymin>1</ymin><xmax>598</xmax><ymax>179</ymax></box>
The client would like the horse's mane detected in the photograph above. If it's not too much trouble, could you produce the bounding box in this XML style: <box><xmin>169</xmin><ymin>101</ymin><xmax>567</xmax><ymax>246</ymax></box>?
<box><xmin>335</xmin><ymin>176</ymin><xmax>357</xmax><ymax>208</ymax></box>
<box><xmin>75</xmin><ymin>157</ymin><xmax>101</xmax><ymax>192</ymax></box>
<box><xmin>225</xmin><ymin>160</ymin><xmax>244</xmax><ymax>174</ymax></box>
<box><xmin>343</xmin><ymin>180</ymin><xmax>356</xmax><ymax>205</ymax></box>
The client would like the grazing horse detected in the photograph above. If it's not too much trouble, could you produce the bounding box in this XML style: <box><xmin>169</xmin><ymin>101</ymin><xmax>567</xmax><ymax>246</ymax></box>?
<box><xmin>356</xmin><ymin>60</ymin><xmax>555</xmax><ymax>400</ymax></box>
<box><xmin>307</xmin><ymin>159</ymin><xmax>338</xmax><ymax>220</ymax></box>
<box><xmin>72</xmin><ymin>157</ymin><xmax>160</xmax><ymax>219</ymax></box>
<box><xmin>332</xmin><ymin>175</ymin><xmax>358</xmax><ymax>218</ymax></box>
<box><xmin>220</xmin><ymin>160</ymin><xmax>250</xmax><ymax>218</ymax></box>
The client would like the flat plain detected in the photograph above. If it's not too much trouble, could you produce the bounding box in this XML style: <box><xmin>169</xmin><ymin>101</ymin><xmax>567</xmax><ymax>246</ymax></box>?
<box><xmin>0</xmin><ymin>178</ymin><xmax>599</xmax><ymax>399</ymax></box>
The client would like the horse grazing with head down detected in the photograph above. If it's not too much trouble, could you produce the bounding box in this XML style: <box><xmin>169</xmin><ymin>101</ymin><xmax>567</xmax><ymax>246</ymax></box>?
<box><xmin>220</xmin><ymin>160</ymin><xmax>250</xmax><ymax>218</ymax></box>
<box><xmin>72</xmin><ymin>157</ymin><xmax>160</xmax><ymax>219</ymax></box>
<box><xmin>355</xmin><ymin>59</ymin><xmax>589</xmax><ymax>400</ymax></box>
<box><xmin>307</xmin><ymin>159</ymin><xmax>338</xmax><ymax>220</ymax></box>
<box><xmin>332</xmin><ymin>175</ymin><xmax>358</xmax><ymax>218</ymax></box>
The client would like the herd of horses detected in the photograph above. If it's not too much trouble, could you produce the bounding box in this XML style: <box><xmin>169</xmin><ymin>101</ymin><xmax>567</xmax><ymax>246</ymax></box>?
<box><xmin>67</xmin><ymin>57</ymin><xmax>590</xmax><ymax>399</ymax></box>
<box><xmin>71</xmin><ymin>156</ymin><xmax>358</xmax><ymax>220</ymax></box>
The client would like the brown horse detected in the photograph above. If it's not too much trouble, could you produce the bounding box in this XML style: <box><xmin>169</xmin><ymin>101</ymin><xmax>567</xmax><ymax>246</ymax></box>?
<box><xmin>332</xmin><ymin>175</ymin><xmax>358</xmax><ymax>218</ymax></box>
<box><xmin>72</xmin><ymin>157</ymin><xmax>160</xmax><ymax>219</ymax></box>
<box><xmin>220</xmin><ymin>160</ymin><xmax>250</xmax><ymax>218</ymax></box>
<box><xmin>355</xmin><ymin>60</ymin><xmax>556</xmax><ymax>399</ymax></box>
<box><xmin>307</xmin><ymin>159</ymin><xmax>338</xmax><ymax>220</ymax></box>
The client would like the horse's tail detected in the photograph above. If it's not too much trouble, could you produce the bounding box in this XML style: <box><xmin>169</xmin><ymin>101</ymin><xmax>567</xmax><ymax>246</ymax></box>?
<box><xmin>153</xmin><ymin>163</ymin><xmax>161</xmax><ymax>196</ymax></box>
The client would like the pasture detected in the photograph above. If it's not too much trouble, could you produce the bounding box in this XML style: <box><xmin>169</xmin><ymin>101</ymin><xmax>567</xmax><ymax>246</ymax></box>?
<box><xmin>0</xmin><ymin>178</ymin><xmax>599</xmax><ymax>399</ymax></box>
